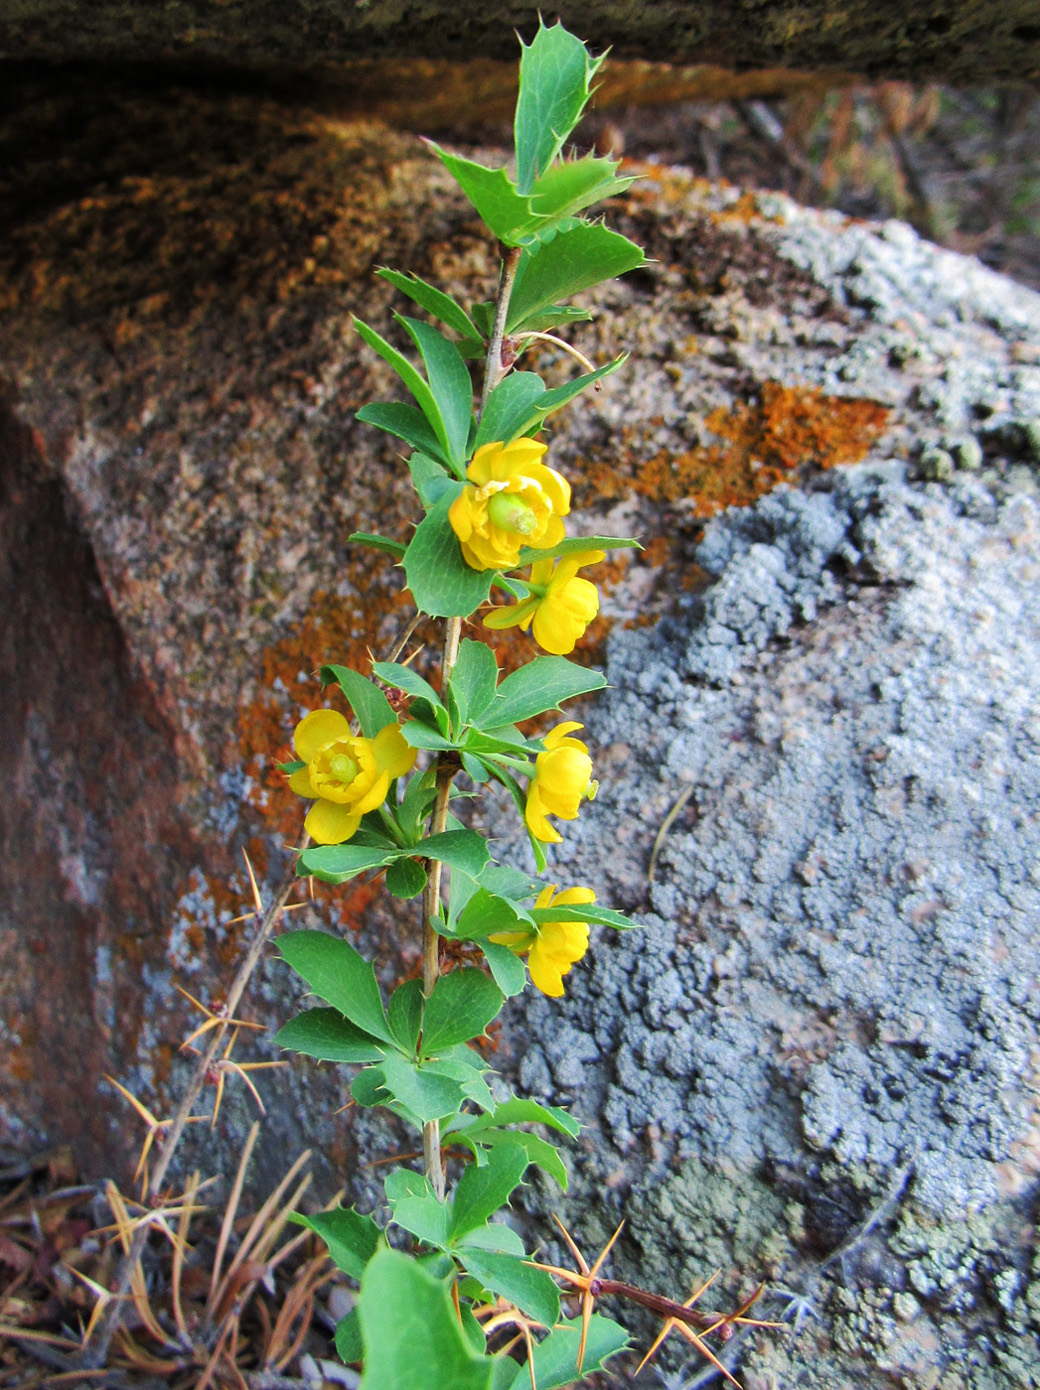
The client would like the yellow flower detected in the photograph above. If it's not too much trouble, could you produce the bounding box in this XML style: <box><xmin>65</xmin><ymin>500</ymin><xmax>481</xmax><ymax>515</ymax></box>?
<box><xmin>483</xmin><ymin>549</ymin><xmax>604</xmax><ymax>655</ymax></box>
<box><xmin>490</xmin><ymin>885</ymin><xmax>595</xmax><ymax>997</ymax></box>
<box><xmin>287</xmin><ymin>709</ymin><xmax>416</xmax><ymax>845</ymax></box>
<box><xmin>448</xmin><ymin>438</ymin><xmax>570</xmax><ymax>571</ymax></box>
<box><xmin>525</xmin><ymin>721</ymin><xmax>597</xmax><ymax>845</ymax></box>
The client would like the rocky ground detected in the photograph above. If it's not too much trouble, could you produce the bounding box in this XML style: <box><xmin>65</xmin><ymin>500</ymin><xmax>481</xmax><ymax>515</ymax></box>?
<box><xmin>2</xmin><ymin>81</ymin><xmax>1040</xmax><ymax>1386</ymax></box>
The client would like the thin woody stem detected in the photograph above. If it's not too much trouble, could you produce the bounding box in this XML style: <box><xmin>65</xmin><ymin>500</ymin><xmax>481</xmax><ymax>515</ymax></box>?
<box><xmin>421</xmin><ymin>243</ymin><xmax>521</xmax><ymax>1200</ymax></box>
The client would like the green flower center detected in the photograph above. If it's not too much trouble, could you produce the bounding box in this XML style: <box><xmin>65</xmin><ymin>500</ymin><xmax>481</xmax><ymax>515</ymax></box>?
<box><xmin>487</xmin><ymin>492</ymin><xmax>538</xmax><ymax>536</ymax></box>
<box><xmin>328</xmin><ymin>753</ymin><xmax>360</xmax><ymax>784</ymax></box>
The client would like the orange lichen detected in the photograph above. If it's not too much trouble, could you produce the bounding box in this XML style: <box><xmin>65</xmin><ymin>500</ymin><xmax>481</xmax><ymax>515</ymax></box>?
<box><xmin>586</xmin><ymin>381</ymin><xmax>889</xmax><ymax>517</ymax></box>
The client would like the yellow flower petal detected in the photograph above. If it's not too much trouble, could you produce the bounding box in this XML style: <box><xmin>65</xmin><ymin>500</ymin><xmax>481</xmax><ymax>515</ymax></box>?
<box><xmin>287</xmin><ymin>765</ymin><xmax>316</xmax><ymax>797</ymax></box>
<box><xmin>294</xmin><ymin>708</ymin><xmax>351</xmax><ymax>762</ymax></box>
<box><xmin>524</xmin><ymin>783</ymin><xmax>562</xmax><ymax>844</ymax></box>
<box><xmin>483</xmin><ymin>598</ymin><xmax>539</xmax><ymax>631</ymax></box>
<box><xmin>528</xmin><ymin>950</ymin><xmax>566</xmax><ymax>997</ymax></box>
<box><xmin>351</xmin><ymin>769</ymin><xmax>391</xmax><ymax>816</ymax></box>
<box><xmin>304</xmin><ymin>799</ymin><xmax>362</xmax><ymax>845</ymax></box>
<box><xmin>545</xmin><ymin>721</ymin><xmax>585</xmax><ymax>749</ymax></box>
<box><xmin>372</xmin><ymin>723</ymin><xmax>417</xmax><ymax>779</ymax></box>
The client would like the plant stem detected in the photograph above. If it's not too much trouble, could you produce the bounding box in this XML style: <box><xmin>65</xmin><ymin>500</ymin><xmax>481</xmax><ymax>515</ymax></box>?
<box><xmin>420</xmin><ymin>242</ymin><xmax>521</xmax><ymax>1201</ymax></box>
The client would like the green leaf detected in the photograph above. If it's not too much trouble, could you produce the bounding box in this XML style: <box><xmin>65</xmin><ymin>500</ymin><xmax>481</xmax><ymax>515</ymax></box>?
<box><xmin>448</xmin><ymin>640</ymin><xmax>500</xmax><ymax>728</ymax></box>
<box><xmin>403</xmin><ymin>490</ymin><xmax>495</xmax><ymax>618</ymax></box>
<box><xmin>319</xmin><ymin>665</ymin><xmax>397</xmax><ymax>737</ymax></box>
<box><xmin>379</xmin><ymin>1052</ymin><xmax>483</xmax><ymax>1124</ymax></box>
<box><xmin>514</xmin><ymin>20</ymin><xmax>604</xmax><ymax>194</ymax></box>
<box><xmin>422</xmin><ymin>969</ymin><xmax>503</xmax><ymax>1057</ymax></box>
<box><xmin>386</xmin><ymin>857</ymin><xmax>428</xmax><ymax>900</ymax></box>
<box><xmin>385</xmin><ymin>1169</ymin><xmax>451</xmax><ymax>1249</ymax></box>
<box><xmin>530</xmin><ymin>902</ymin><xmax>640</xmax><ymax>931</ymax></box>
<box><xmin>371</xmin><ymin>660</ymin><xmax>446</xmax><ymax>714</ymax></box>
<box><xmin>401</xmin><ymin>719</ymin><xmax>458</xmax><ymax>752</ymax></box>
<box><xmin>398</xmin><ymin>316</ymin><xmax>473</xmax><ymax>469</ymax></box>
<box><xmin>483</xmin><ymin>764</ymin><xmax>547</xmax><ymax>874</ymax></box>
<box><xmin>348</xmin><ymin>530</ymin><xmax>407</xmax><ymax>560</ymax></box>
<box><xmin>529</xmin><ymin>353</ymin><xmax>627</xmax><ymax>423</ymax></box>
<box><xmin>428</xmin><ymin>145</ymin><xmax>539</xmax><ymax>246</ymax></box>
<box><xmin>512</xmin><ymin>304</ymin><xmax>594</xmax><ymax>334</ymax></box>
<box><xmin>478</xmin><ymin>941</ymin><xmax>527</xmax><ymax>997</ymax></box>
<box><xmin>335</xmin><ymin>1309</ymin><xmax>363</xmax><ymax>1364</ymax></box>
<box><xmin>508</xmin><ymin>222</ymin><xmax>646</xmax><ymax>331</ymax></box>
<box><xmin>457</xmin><ymin>1248</ymin><xmax>560</xmax><ymax>1328</ymax></box>
<box><xmin>455</xmin><ymin>888</ymin><xmax>531</xmax><ymax>942</ymax></box>
<box><xmin>377</xmin><ymin>268</ymin><xmax>481</xmax><ymax>340</ymax></box>
<box><xmin>453</xmin><ymin>1221</ymin><xmax>525</xmax><ymax>1256</ymax></box>
<box><xmin>460</xmin><ymin>1097</ymin><xmax>580</xmax><ymax>1141</ymax></box>
<box><xmin>484</xmin><ymin>655</ymin><xmax>606</xmax><ymax>728</ymax></box>
<box><xmin>297</xmin><ymin>841</ymin><xmax>399</xmax><ymax>885</ymax></box>
<box><xmin>388</xmin><ymin>978</ymin><xmax>424</xmax><ymax>1053</ymax></box>
<box><xmin>529</xmin><ymin>157</ymin><xmax>634</xmax><ymax>221</ymax></box>
<box><xmin>356</xmin><ymin>401</ymin><xmax>450</xmax><ymax>467</ymax></box>
<box><xmin>478</xmin><ymin>1129</ymin><xmax>570</xmax><ymax>1190</ymax></box>
<box><xmin>462</xmin><ymin>751</ymin><xmax>491</xmax><ymax>784</ymax></box>
<box><xmin>357</xmin><ymin>1249</ymin><xmax>495</xmax><ymax>1390</ymax></box>
<box><xmin>353</xmin><ymin>317</ymin><xmax>454</xmax><ymax>464</ymax></box>
<box><xmin>513</xmin><ymin>532</ymin><xmax>641</xmax><ymax>567</ymax></box>
<box><xmin>474</xmin><ymin>372</ymin><xmax>547</xmax><ymax>452</ymax></box>
<box><xmin>279</xmin><ymin>932</ymin><xmax>394</xmax><ymax>1045</ymax></box>
<box><xmin>274</xmin><ymin>1008</ymin><xmax>386</xmax><ymax>1064</ymax></box>
<box><xmin>501</xmin><ymin>1315</ymin><xmax>629</xmax><ymax>1390</ymax></box>
<box><xmin>421</xmin><ymin>829</ymin><xmax>492</xmax><ymax>879</ymax></box>
<box><xmin>293</xmin><ymin>1206</ymin><xmax>382</xmax><ymax>1280</ymax></box>
<box><xmin>449</xmin><ymin>1145</ymin><xmax>529</xmax><ymax>1242</ymax></box>
<box><xmin>408</xmin><ymin>450</ymin><xmax>455</xmax><ymax>508</ymax></box>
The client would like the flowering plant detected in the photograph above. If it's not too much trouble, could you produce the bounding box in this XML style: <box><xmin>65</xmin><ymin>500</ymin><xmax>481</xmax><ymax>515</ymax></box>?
<box><xmin>270</xmin><ymin>24</ymin><xmax>768</xmax><ymax>1389</ymax></box>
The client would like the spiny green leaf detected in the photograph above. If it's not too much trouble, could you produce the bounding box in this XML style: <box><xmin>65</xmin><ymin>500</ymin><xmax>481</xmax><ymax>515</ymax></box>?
<box><xmin>530</xmin><ymin>902</ymin><xmax>641</xmax><ymax>930</ymax></box>
<box><xmin>297</xmin><ymin>841</ymin><xmax>399</xmax><ymax>885</ymax></box>
<box><xmin>528</xmin><ymin>156</ymin><xmax>634</xmax><ymax>220</ymax></box>
<box><xmin>371</xmin><ymin>660</ymin><xmax>446</xmax><ymax>713</ymax></box>
<box><xmin>422</xmin><ymin>969</ymin><xmax>503</xmax><ymax>1057</ymax></box>
<box><xmin>474</xmin><ymin>371</ymin><xmax>547</xmax><ymax>452</ymax></box>
<box><xmin>377</xmin><ymin>268</ymin><xmax>480</xmax><ymax>340</ymax></box>
<box><xmin>421</xmin><ymin>829</ymin><xmax>491</xmax><ymax>878</ymax></box>
<box><xmin>386</xmin><ymin>857</ymin><xmax>428</xmax><ymax>900</ymax></box>
<box><xmin>457</xmin><ymin>1247</ymin><xmax>560</xmax><ymax>1328</ymax></box>
<box><xmin>514</xmin><ymin>20</ymin><xmax>604</xmax><ymax>194</ymax></box>
<box><xmin>348</xmin><ymin>531</ymin><xmax>407</xmax><ymax>560</ymax></box>
<box><xmin>500</xmin><ymin>1314</ymin><xmax>629</xmax><ymax>1390</ymax></box>
<box><xmin>319</xmin><ymin>665</ymin><xmax>397</xmax><ymax>738</ymax></box>
<box><xmin>388</xmin><ymin>979</ymin><xmax>424</xmax><ymax>1053</ymax></box>
<box><xmin>478</xmin><ymin>941</ymin><xmax>527</xmax><ymax>997</ymax></box>
<box><xmin>427</xmin><ymin>145</ymin><xmax>539</xmax><ymax>246</ymax></box>
<box><xmin>408</xmin><ymin>450</ymin><xmax>455</xmax><ymax>509</ymax></box>
<box><xmin>378</xmin><ymin>1052</ymin><xmax>484</xmax><ymax>1124</ymax></box>
<box><xmin>385</xmin><ymin>1170</ymin><xmax>451</xmax><ymax>1249</ymax></box>
<box><xmin>353</xmin><ymin>317</ymin><xmax>452</xmax><ymax>462</ymax></box>
<box><xmin>274</xmin><ymin>1008</ymin><xmax>387</xmax><ymax>1064</ymax></box>
<box><xmin>279</xmin><ymin>932</ymin><xmax>394</xmax><ymax>1045</ymax></box>
<box><xmin>449</xmin><ymin>1145</ymin><xmax>529</xmax><ymax>1242</ymax></box>
<box><xmin>335</xmin><ymin>1309</ymin><xmax>363</xmax><ymax>1364</ymax></box>
<box><xmin>357</xmin><ymin>1249</ymin><xmax>495</xmax><ymax>1390</ymax></box>
<box><xmin>447</xmin><ymin>640</ymin><xmax>500</xmax><ymax>729</ymax></box>
<box><xmin>508</xmin><ymin>222</ymin><xmax>646</xmax><ymax>331</ymax></box>
<box><xmin>513</xmin><ymin>533</ymin><xmax>641</xmax><ymax>567</ymax></box>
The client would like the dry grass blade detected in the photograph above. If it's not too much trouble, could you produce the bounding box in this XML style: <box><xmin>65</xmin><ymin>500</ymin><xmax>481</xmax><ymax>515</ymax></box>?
<box><xmin>210</xmin><ymin>1122</ymin><xmax>260</xmax><ymax>1310</ymax></box>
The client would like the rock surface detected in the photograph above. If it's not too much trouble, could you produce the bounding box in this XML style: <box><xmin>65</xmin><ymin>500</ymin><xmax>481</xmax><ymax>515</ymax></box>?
<box><xmin>2</xmin><ymin>83</ymin><xmax>1040</xmax><ymax>1384</ymax></box>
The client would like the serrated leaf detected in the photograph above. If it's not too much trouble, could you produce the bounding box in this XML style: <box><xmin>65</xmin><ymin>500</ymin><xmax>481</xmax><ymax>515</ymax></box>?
<box><xmin>379</xmin><ymin>1052</ymin><xmax>479</xmax><ymax>1124</ymax></box>
<box><xmin>474</xmin><ymin>371</ymin><xmax>547</xmax><ymax>452</ymax></box>
<box><xmin>529</xmin><ymin>353</ymin><xmax>627</xmax><ymax>424</ymax></box>
<box><xmin>279</xmin><ymin>931</ymin><xmax>394</xmax><ymax>1045</ymax></box>
<box><xmin>479</xmin><ymin>1129</ymin><xmax>570</xmax><ymax>1189</ymax></box>
<box><xmin>453</xmin><ymin>1221</ymin><xmax>525</xmax><ymax>1256</ymax></box>
<box><xmin>377</xmin><ymin>268</ymin><xmax>480</xmax><ymax>340</ymax></box>
<box><xmin>508</xmin><ymin>222</ymin><xmax>646</xmax><ymax>331</ymax></box>
<box><xmin>398</xmin><ymin>316</ymin><xmax>473</xmax><ymax>469</ymax></box>
<box><xmin>319</xmin><ymin>665</ymin><xmax>397</xmax><ymax>737</ymax></box>
<box><xmin>449</xmin><ymin>1145</ymin><xmax>529</xmax><ymax>1242</ymax></box>
<box><xmin>512</xmin><ymin>304</ymin><xmax>594</xmax><ymax>334</ymax></box>
<box><xmin>501</xmin><ymin>1314</ymin><xmax>629</xmax><ymax>1390</ymax></box>
<box><xmin>448</xmin><ymin>639</ymin><xmax>500</xmax><ymax>729</ymax></box>
<box><xmin>403</xmin><ymin>490</ymin><xmax>495</xmax><ymax>618</ymax></box>
<box><xmin>356</xmin><ymin>401</ymin><xmax>450</xmax><ymax>467</ymax></box>
<box><xmin>401</xmin><ymin>719</ymin><xmax>458</xmax><ymax>752</ymax></box>
<box><xmin>293</xmin><ymin>1206</ymin><xmax>382</xmax><ymax>1280</ymax></box>
<box><xmin>514</xmin><ymin>20</ymin><xmax>603</xmax><ymax>194</ymax></box>
<box><xmin>529</xmin><ymin>156</ymin><xmax>634</xmax><ymax>221</ymax></box>
<box><xmin>386</xmin><ymin>857</ymin><xmax>428</xmax><ymax>900</ymax></box>
<box><xmin>388</xmin><ymin>978</ymin><xmax>424</xmax><ymax>1052</ymax></box>
<box><xmin>483</xmin><ymin>655</ymin><xmax>606</xmax><ymax>728</ymax></box>
<box><xmin>385</xmin><ymin>1169</ymin><xmax>451</xmax><ymax>1249</ymax></box>
<box><xmin>407</xmin><ymin>450</ymin><xmax>455</xmax><ymax>508</ymax></box>
<box><xmin>455</xmin><ymin>888</ymin><xmax>531</xmax><ymax>942</ymax></box>
<box><xmin>421</xmin><ymin>969</ymin><xmax>503</xmax><ymax>1057</ymax></box>
<box><xmin>461</xmin><ymin>1097</ymin><xmax>580</xmax><ymax>1141</ymax></box>
<box><xmin>458</xmin><ymin>1248</ymin><xmax>560</xmax><ymax>1328</ymax></box>
<box><xmin>357</xmin><ymin>1249</ymin><xmax>495</xmax><ymax>1390</ymax></box>
<box><xmin>428</xmin><ymin>145</ymin><xmax>540</xmax><ymax>246</ymax></box>
<box><xmin>275</xmin><ymin>1008</ymin><xmax>387</xmax><ymax>1064</ymax></box>
<box><xmin>297</xmin><ymin>841</ymin><xmax>400</xmax><ymax>885</ymax></box>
